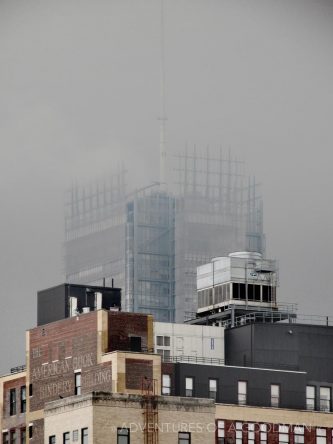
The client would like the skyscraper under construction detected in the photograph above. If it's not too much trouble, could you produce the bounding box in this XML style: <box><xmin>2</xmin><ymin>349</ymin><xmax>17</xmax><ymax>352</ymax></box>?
<box><xmin>64</xmin><ymin>148</ymin><xmax>264</xmax><ymax>323</ymax></box>
<box><xmin>64</xmin><ymin>3</ymin><xmax>264</xmax><ymax>322</ymax></box>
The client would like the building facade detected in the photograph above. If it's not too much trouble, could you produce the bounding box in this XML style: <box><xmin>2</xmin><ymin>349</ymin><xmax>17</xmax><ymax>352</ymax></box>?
<box><xmin>154</xmin><ymin>321</ymin><xmax>224</xmax><ymax>363</ymax></box>
<box><xmin>2</xmin><ymin>282</ymin><xmax>333</xmax><ymax>444</ymax></box>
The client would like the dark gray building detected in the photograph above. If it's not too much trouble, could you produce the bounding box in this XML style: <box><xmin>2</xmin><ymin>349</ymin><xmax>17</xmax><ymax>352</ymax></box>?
<box><xmin>37</xmin><ymin>283</ymin><xmax>121</xmax><ymax>326</ymax></box>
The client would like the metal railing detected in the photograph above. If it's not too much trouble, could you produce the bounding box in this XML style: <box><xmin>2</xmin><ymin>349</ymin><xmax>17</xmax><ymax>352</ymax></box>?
<box><xmin>162</xmin><ymin>355</ymin><xmax>225</xmax><ymax>365</ymax></box>
<box><xmin>161</xmin><ymin>355</ymin><xmax>300</xmax><ymax>372</ymax></box>
<box><xmin>10</xmin><ymin>365</ymin><xmax>26</xmax><ymax>374</ymax></box>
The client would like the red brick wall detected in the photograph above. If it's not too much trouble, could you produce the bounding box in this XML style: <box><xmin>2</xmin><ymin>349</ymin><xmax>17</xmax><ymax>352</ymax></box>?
<box><xmin>125</xmin><ymin>359</ymin><xmax>153</xmax><ymax>390</ymax></box>
<box><xmin>108</xmin><ymin>312</ymin><xmax>149</xmax><ymax>353</ymax></box>
<box><xmin>2</xmin><ymin>376</ymin><xmax>26</xmax><ymax>431</ymax></box>
<box><xmin>28</xmin><ymin>311</ymin><xmax>112</xmax><ymax>444</ymax></box>
<box><xmin>216</xmin><ymin>420</ymin><xmax>332</xmax><ymax>444</ymax></box>
<box><xmin>29</xmin><ymin>312</ymin><xmax>103</xmax><ymax>411</ymax></box>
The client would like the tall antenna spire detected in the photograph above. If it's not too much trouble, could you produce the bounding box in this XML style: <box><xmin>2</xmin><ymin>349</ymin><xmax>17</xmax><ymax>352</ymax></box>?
<box><xmin>159</xmin><ymin>0</ymin><xmax>167</xmax><ymax>187</ymax></box>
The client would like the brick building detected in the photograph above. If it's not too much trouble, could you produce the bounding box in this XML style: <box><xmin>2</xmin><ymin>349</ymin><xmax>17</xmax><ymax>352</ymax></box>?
<box><xmin>2</xmin><ymin>281</ymin><xmax>333</xmax><ymax>444</ymax></box>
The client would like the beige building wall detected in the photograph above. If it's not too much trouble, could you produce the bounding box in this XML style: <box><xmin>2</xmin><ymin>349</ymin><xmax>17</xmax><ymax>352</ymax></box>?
<box><xmin>44</xmin><ymin>393</ymin><xmax>215</xmax><ymax>444</ymax></box>
<box><xmin>44</xmin><ymin>397</ymin><xmax>93</xmax><ymax>444</ymax></box>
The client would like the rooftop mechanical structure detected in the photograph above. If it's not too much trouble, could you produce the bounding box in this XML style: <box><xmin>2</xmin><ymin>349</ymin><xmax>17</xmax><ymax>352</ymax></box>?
<box><xmin>186</xmin><ymin>251</ymin><xmax>296</xmax><ymax>326</ymax></box>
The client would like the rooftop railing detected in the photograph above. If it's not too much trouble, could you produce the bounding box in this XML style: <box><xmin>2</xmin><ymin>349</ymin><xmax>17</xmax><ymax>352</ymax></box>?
<box><xmin>161</xmin><ymin>355</ymin><xmax>300</xmax><ymax>372</ymax></box>
<box><xmin>10</xmin><ymin>365</ymin><xmax>26</xmax><ymax>374</ymax></box>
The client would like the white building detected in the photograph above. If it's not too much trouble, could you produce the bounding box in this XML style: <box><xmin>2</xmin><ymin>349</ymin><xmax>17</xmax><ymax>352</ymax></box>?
<box><xmin>153</xmin><ymin>322</ymin><xmax>224</xmax><ymax>364</ymax></box>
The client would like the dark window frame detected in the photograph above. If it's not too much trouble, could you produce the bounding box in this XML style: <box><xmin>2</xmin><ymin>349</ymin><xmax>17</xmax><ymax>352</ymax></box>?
<box><xmin>81</xmin><ymin>428</ymin><xmax>88</xmax><ymax>444</ymax></box>
<box><xmin>185</xmin><ymin>376</ymin><xmax>194</xmax><ymax>397</ymax></box>
<box><xmin>20</xmin><ymin>428</ymin><xmax>26</xmax><ymax>444</ymax></box>
<box><xmin>319</xmin><ymin>386</ymin><xmax>331</xmax><ymax>412</ymax></box>
<box><xmin>238</xmin><ymin>380</ymin><xmax>247</xmax><ymax>405</ymax></box>
<box><xmin>117</xmin><ymin>428</ymin><xmax>130</xmax><ymax>444</ymax></box>
<box><xmin>162</xmin><ymin>374</ymin><xmax>171</xmax><ymax>395</ymax></box>
<box><xmin>63</xmin><ymin>432</ymin><xmax>70</xmax><ymax>444</ymax></box>
<box><xmin>10</xmin><ymin>388</ymin><xmax>17</xmax><ymax>416</ymax></box>
<box><xmin>20</xmin><ymin>386</ymin><xmax>26</xmax><ymax>414</ymax></box>
<box><xmin>10</xmin><ymin>430</ymin><xmax>17</xmax><ymax>444</ymax></box>
<box><xmin>270</xmin><ymin>383</ymin><xmax>280</xmax><ymax>408</ymax></box>
<box><xmin>208</xmin><ymin>378</ymin><xmax>218</xmax><ymax>401</ymax></box>
<box><xmin>306</xmin><ymin>385</ymin><xmax>316</xmax><ymax>410</ymax></box>
<box><xmin>179</xmin><ymin>432</ymin><xmax>191</xmax><ymax>444</ymax></box>
<box><xmin>75</xmin><ymin>372</ymin><xmax>81</xmax><ymax>396</ymax></box>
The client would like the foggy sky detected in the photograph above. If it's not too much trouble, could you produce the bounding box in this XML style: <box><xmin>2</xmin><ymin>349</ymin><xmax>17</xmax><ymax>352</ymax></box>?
<box><xmin>1</xmin><ymin>0</ymin><xmax>333</xmax><ymax>373</ymax></box>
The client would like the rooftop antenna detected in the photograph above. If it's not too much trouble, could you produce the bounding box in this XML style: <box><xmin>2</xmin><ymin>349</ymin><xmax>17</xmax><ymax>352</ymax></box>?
<box><xmin>159</xmin><ymin>0</ymin><xmax>167</xmax><ymax>188</ymax></box>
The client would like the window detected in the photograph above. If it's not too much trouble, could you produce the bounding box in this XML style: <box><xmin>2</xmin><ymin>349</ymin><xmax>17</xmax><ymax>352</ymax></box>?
<box><xmin>233</xmin><ymin>283</ymin><xmax>246</xmax><ymax>300</ymax></box>
<box><xmin>3</xmin><ymin>433</ymin><xmax>9</xmax><ymax>444</ymax></box>
<box><xmin>178</xmin><ymin>432</ymin><xmax>191</xmax><ymax>444</ymax></box>
<box><xmin>217</xmin><ymin>420</ymin><xmax>225</xmax><ymax>444</ymax></box>
<box><xmin>157</xmin><ymin>349</ymin><xmax>170</xmax><ymax>361</ymax></box>
<box><xmin>130</xmin><ymin>336</ymin><xmax>142</xmax><ymax>352</ymax></box>
<box><xmin>72</xmin><ymin>430</ymin><xmax>78</xmax><ymax>442</ymax></box>
<box><xmin>319</xmin><ymin>387</ymin><xmax>330</xmax><ymax>412</ymax></box>
<box><xmin>28</xmin><ymin>426</ymin><xmax>33</xmax><ymax>440</ymax></box>
<box><xmin>75</xmin><ymin>372</ymin><xmax>81</xmax><ymax>395</ymax></box>
<box><xmin>10</xmin><ymin>431</ymin><xmax>17</xmax><ymax>444</ymax></box>
<box><xmin>306</xmin><ymin>386</ymin><xmax>315</xmax><ymax>410</ymax></box>
<box><xmin>156</xmin><ymin>336</ymin><xmax>170</xmax><ymax>346</ymax></box>
<box><xmin>162</xmin><ymin>374</ymin><xmax>171</xmax><ymax>395</ymax></box>
<box><xmin>210</xmin><ymin>338</ymin><xmax>215</xmax><ymax>350</ymax></box>
<box><xmin>262</xmin><ymin>286</ymin><xmax>272</xmax><ymax>303</ymax></box>
<box><xmin>49</xmin><ymin>436</ymin><xmax>56</xmax><ymax>444</ymax></box>
<box><xmin>238</xmin><ymin>381</ymin><xmax>247</xmax><ymax>405</ymax></box>
<box><xmin>117</xmin><ymin>428</ymin><xmax>129</xmax><ymax>444</ymax></box>
<box><xmin>63</xmin><ymin>432</ymin><xmax>70</xmax><ymax>444</ymax></box>
<box><xmin>316</xmin><ymin>429</ymin><xmax>326</xmax><ymax>444</ymax></box>
<box><xmin>20</xmin><ymin>386</ymin><xmax>26</xmax><ymax>413</ymax></box>
<box><xmin>209</xmin><ymin>379</ymin><xmax>217</xmax><ymax>400</ymax></box>
<box><xmin>279</xmin><ymin>425</ymin><xmax>289</xmax><ymax>444</ymax></box>
<box><xmin>185</xmin><ymin>377</ymin><xmax>194</xmax><ymax>397</ymax></box>
<box><xmin>81</xmin><ymin>428</ymin><xmax>88</xmax><ymax>444</ymax></box>
<box><xmin>260</xmin><ymin>424</ymin><xmax>267</xmax><ymax>444</ymax></box>
<box><xmin>10</xmin><ymin>389</ymin><xmax>17</xmax><ymax>416</ymax></box>
<box><xmin>294</xmin><ymin>427</ymin><xmax>304</xmax><ymax>444</ymax></box>
<box><xmin>236</xmin><ymin>422</ymin><xmax>243</xmax><ymax>444</ymax></box>
<box><xmin>20</xmin><ymin>429</ymin><xmax>26</xmax><ymax>444</ymax></box>
<box><xmin>271</xmin><ymin>384</ymin><xmax>280</xmax><ymax>407</ymax></box>
<box><xmin>28</xmin><ymin>384</ymin><xmax>33</xmax><ymax>397</ymax></box>
<box><xmin>248</xmin><ymin>424</ymin><xmax>255</xmax><ymax>444</ymax></box>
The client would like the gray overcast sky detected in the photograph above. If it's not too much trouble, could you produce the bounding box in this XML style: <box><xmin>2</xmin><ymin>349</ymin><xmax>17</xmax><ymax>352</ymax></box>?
<box><xmin>0</xmin><ymin>0</ymin><xmax>332</xmax><ymax>373</ymax></box>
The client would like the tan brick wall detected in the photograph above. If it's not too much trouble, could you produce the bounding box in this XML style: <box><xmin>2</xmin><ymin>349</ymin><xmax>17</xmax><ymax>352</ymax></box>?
<box><xmin>92</xmin><ymin>395</ymin><xmax>215</xmax><ymax>444</ymax></box>
<box><xmin>45</xmin><ymin>398</ymin><xmax>93</xmax><ymax>444</ymax></box>
<box><xmin>44</xmin><ymin>394</ymin><xmax>215</xmax><ymax>444</ymax></box>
